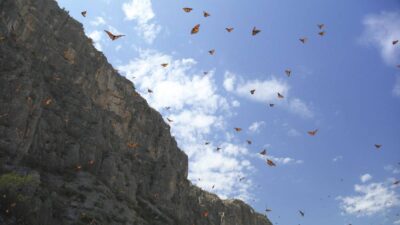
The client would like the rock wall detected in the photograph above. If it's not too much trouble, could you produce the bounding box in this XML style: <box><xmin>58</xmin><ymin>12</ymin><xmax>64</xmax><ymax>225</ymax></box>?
<box><xmin>0</xmin><ymin>0</ymin><xmax>273</xmax><ymax>224</ymax></box>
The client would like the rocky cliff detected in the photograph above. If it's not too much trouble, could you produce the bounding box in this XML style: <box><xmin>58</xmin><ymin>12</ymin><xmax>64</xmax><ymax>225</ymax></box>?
<box><xmin>0</xmin><ymin>0</ymin><xmax>273</xmax><ymax>224</ymax></box>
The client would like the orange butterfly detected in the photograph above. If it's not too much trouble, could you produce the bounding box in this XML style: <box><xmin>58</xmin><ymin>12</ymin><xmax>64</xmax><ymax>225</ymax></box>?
<box><xmin>183</xmin><ymin>7</ymin><xmax>193</xmax><ymax>13</ymax></box>
<box><xmin>285</xmin><ymin>69</ymin><xmax>291</xmax><ymax>77</ymax></box>
<box><xmin>226</xmin><ymin>27</ymin><xmax>234</xmax><ymax>32</ymax></box>
<box><xmin>266</xmin><ymin>159</ymin><xmax>276</xmax><ymax>167</ymax></box>
<box><xmin>277</xmin><ymin>92</ymin><xmax>284</xmax><ymax>99</ymax></box>
<box><xmin>250</xmin><ymin>89</ymin><xmax>256</xmax><ymax>95</ymax></box>
<box><xmin>43</xmin><ymin>98</ymin><xmax>52</xmax><ymax>106</ymax></box>
<box><xmin>191</xmin><ymin>24</ymin><xmax>200</xmax><ymax>34</ymax></box>
<box><xmin>161</xmin><ymin>63</ymin><xmax>168</xmax><ymax>67</ymax></box>
<box><xmin>234</xmin><ymin>127</ymin><xmax>242</xmax><ymax>132</ymax></box>
<box><xmin>393</xmin><ymin>40</ymin><xmax>399</xmax><ymax>45</ymax></box>
<box><xmin>374</xmin><ymin>144</ymin><xmax>382</xmax><ymax>149</ymax></box>
<box><xmin>317</xmin><ymin>24</ymin><xmax>324</xmax><ymax>29</ymax></box>
<box><xmin>259</xmin><ymin>149</ymin><xmax>267</xmax><ymax>155</ymax></box>
<box><xmin>318</xmin><ymin>31</ymin><xmax>325</xmax><ymax>36</ymax></box>
<box><xmin>208</xmin><ymin>49</ymin><xmax>215</xmax><ymax>55</ymax></box>
<box><xmin>203</xmin><ymin>11</ymin><xmax>210</xmax><ymax>17</ymax></box>
<box><xmin>202</xmin><ymin>211</ymin><xmax>209</xmax><ymax>217</ymax></box>
<box><xmin>299</xmin><ymin>37</ymin><xmax>307</xmax><ymax>43</ymax></box>
<box><xmin>81</xmin><ymin>11</ymin><xmax>87</xmax><ymax>17</ymax></box>
<box><xmin>127</xmin><ymin>143</ymin><xmax>139</xmax><ymax>148</ymax></box>
<box><xmin>252</xmin><ymin>26</ymin><xmax>261</xmax><ymax>36</ymax></box>
<box><xmin>104</xmin><ymin>30</ymin><xmax>125</xmax><ymax>41</ymax></box>
<box><xmin>307</xmin><ymin>129</ymin><xmax>318</xmax><ymax>136</ymax></box>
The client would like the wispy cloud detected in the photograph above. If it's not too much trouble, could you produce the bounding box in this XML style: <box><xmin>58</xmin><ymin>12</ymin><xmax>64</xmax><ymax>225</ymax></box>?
<box><xmin>338</xmin><ymin>180</ymin><xmax>400</xmax><ymax>216</ymax></box>
<box><xmin>87</xmin><ymin>30</ymin><xmax>103</xmax><ymax>51</ymax></box>
<box><xmin>248</xmin><ymin>121</ymin><xmax>265</xmax><ymax>133</ymax></box>
<box><xmin>384</xmin><ymin>165</ymin><xmax>400</xmax><ymax>174</ymax></box>
<box><xmin>122</xmin><ymin>0</ymin><xmax>161</xmax><ymax>43</ymax></box>
<box><xmin>223</xmin><ymin>71</ymin><xmax>313</xmax><ymax>118</ymax></box>
<box><xmin>393</xmin><ymin>76</ymin><xmax>400</xmax><ymax>97</ymax></box>
<box><xmin>360</xmin><ymin>173</ymin><xmax>373</xmax><ymax>183</ymax></box>
<box><xmin>118</xmin><ymin>50</ymin><xmax>254</xmax><ymax>201</ymax></box>
<box><xmin>332</xmin><ymin>155</ymin><xmax>343</xmax><ymax>162</ymax></box>
<box><xmin>90</xmin><ymin>16</ymin><xmax>106</xmax><ymax>26</ymax></box>
<box><xmin>361</xmin><ymin>11</ymin><xmax>400</xmax><ymax>66</ymax></box>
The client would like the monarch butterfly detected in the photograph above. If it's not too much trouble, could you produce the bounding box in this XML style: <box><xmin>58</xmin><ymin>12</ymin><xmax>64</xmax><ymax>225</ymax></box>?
<box><xmin>374</xmin><ymin>144</ymin><xmax>382</xmax><ymax>149</ymax></box>
<box><xmin>317</xmin><ymin>24</ymin><xmax>324</xmax><ymax>29</ymax></box>
<box><xmin>265</xmin><ymin>208</ymin><xmax>272</xmax><ymax>212</ymax></box>
<box><xmin>259</xmin><ymin>149</ymin><xmax>267</xmax><ymax>155</ymax></box>
<box><xmin>104</xmin><ymin>30</ymin><xmax>125</xmax><ymax>41</ymax></box>
<box><xmin>208</xmin><ymin>49</ymin><xmax>215</xmax><ymax>55</ymax></box>
<box><xmin>81</xmin><ymin>11</ymin><xmax>87</xmax><ymax>17</ymax></box>
<box><xmin>299</xmin><ymin>210</ymin><xmax>305</xmax><ymax>217</ymax></box>
<box><xmin>205</xmin><ymin>142</ymin><xmax>210</xmax><ymax>145</ymax></box>
<box><xmin>285</xmin><ymin>69</ymin><xmax>291</xmax><ymax>77</ymax></box>
<box><xmin>191</xmin><ymin>24</ymin><xmax>200</xmax><ymax>34</ymax></box>
<box><xmin>202</xmin><ymin>211</ymin><xmax>209</xmax><ymax>217</ymax></box>
<box><xmin>147</xmin><ymin>88</ymin><xmax>153</xmax><ymax>93</ymax></box>
<box><xmin>246</xmin><ymin>140</ymin><xmax>252</xmax><ymax>144</ymax></box>
<box><xmin>167</xmin><ymin>118</ymin><xmax>173</xmax><ymax>123</ymax></box>
<box><xmin>252</xmin><ymin>26</ymin><xmax>261</xmax><ymax>36</ymax></box>
<box><xmin>393</xmin><ymin>40</ymin><xmax>399</xmax><ymax>45</ymax></box>
<box><xmin>277</xmin><ymin>92</ymin><xmax>284</xmax><ymax>99</ymax></box>
<box><xmin>203</xmin><ymin>11</ymin><xmax>210</xmax><ymax>17</ymax></box>
<box><xmin>234</xmin><ymin>127</ymin><xmax>242</xmax><ymax>132</ymax></box>
<box><xmin>127</xmin><ymin>143</ymin><xmax>139</xmax><ymax>148</ymax></box>
<box><xmin>269</xmin><ymin>103</ymin><xmax>275</xmax><ymax>107</ymax></box>
<box><xmin>216</xmin><ymin>147</ymin><xmax>221</xmax><ymax>151</ymax></box>
<box><xmin>250</xmin><ymin>89</ymin><xmax>256</xmax><ymax>95</ymax></box>
<box><xmin>266</xmin><ymin>159</ymin><xmax>276</xmax><ymax>167</ymax></box>
<box><xmin>299</xmin><ymin>37</ymin><xmax>307</xmax><ymax>43</ymax></box>
<box><xmin>226</xmin><ymin>27</ymin><xmax>234</xmax><ymax>32</ymax></box>
<box><xmin>318</xmin><ymin>31</ymin><xmax>325</xmax><ymax>36</ymax></box>
<box><xmin>394</xmin><ymin>180</ymin><xmax>400</xmax><ymax>185</ymax></box>
<box><xmin>161</xmin><ymin>63</ymin><xmax>168</xmax><ymax>67</ymax></box>
<box><xmin>43</xmin><ymin>98</ymin><xmax>52</xmax><ymax>106</ymax></box>
<box><xmin>203</xmin><ymin>71</ymin><xmax>209</xmax><ymax>75</ymax></box>
<box><xmin>307</xmin><ymin>129</ymin><xmax>318</xmax><ymax>136</ymax></box>
<box><xmin>183</xmin><ymin>7</ymin><xmax>193</xmax><ymax>13</ymax></box>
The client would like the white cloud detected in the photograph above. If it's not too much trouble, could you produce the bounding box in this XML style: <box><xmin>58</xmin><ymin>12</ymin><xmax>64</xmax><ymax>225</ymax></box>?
<box><xmin>361</xmin><ymin>11</ymin><xmax>400</xmax><ymax>66</ymax></box>
<box><xmin>248</xmin><ymin>121</ymin><xmax>265</xmax><ymax>133</ymax></box>
<box><xmin>118</xmin><ymin>50</ymin><xmax>253</xmax><ymax>201</ymax></box>
<box><xmin>338</xmin><ymin>180</ymin><xmax>400</xmax><ymax>216</ymax></box>
<box><xmin>223</xmin><ymin>71</ymin><xmax>313</xmax><ymax>118</ymax></box>
<box><xmin>393</xmin><ymin>76</ymin><xmax>400</xmax><ymax>97</ymax></box>
<box><xmin>384</xmin><ymin>165</ymin><xmax>400</xmax><ymax>174</ymax></box>
<box><xmin>394</xmin><ymin>219</ymin><xmax>400</xmax><ymax>224</ymax></box>
<box><xmin>269</xmin><ymin>156</ymin><xmax>304</xmax><ymax>165</ymax></box>
<box><xmin>287</xmin><ymin>128</ymin><xmax>301</xmax><ymax>137</ymax></box>
<box><xmin>361</xmin><ymin>174</ymin><xmax>373</xmax><ymax>183</ymax></box>
<box><xmin>90</xmin><ymin>17</ymin><xmax>106</xmax><ymax>26</ymax></box>
<box><xmin>87</xmin><ymin>30</ymin><xmax>103</xmax><ymax>51</ymax></box>
<box><xmin>122</xmin><ymin>0</ymin><xmax>161</xmax><ymax>43</ymax></box>
<box><xmin>232</xmin><ymin>100</ymin><xmax>240</xmax><ymax>107</ymax></box>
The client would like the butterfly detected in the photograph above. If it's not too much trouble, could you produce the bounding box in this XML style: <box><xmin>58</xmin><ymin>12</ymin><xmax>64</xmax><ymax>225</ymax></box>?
<box><xmin>393</xmin><ymin>180</ymin><xmax>400</xmax><ymax>185</ymax></box>
<box><xmin>183</xmin><ymin>7</ymin><xmax>193</xmax><ymax>13</ymax></box>
<box><xmin>307</xmin><ymin>129</ymin><xmax>318</xmax><ymax>136</ymax></box>
<box><xmin>216</xmin><ymin>147</ymin><xmax>221</xmax><ymax>151</ymax></box>
<box><xmin>167</xmin><ymin>118</ymin><xmax>173</xmax><ymax>123</ymax></box>
<box><xmin>266</xmin><ymin>159</ymin><xmax>276</xmax><ymax>167</ymax></box>
<box><xmin>250</xmin><ymin>89</ymin><xmax>256</xmax><ymax>95</ymax></box>
<box><xmin>259</xmin><ymin>149</ymin><xmax>267</xmax><ymax>155</ymax></box>
<box><xmin>239</xmin><ymin>177</ymin><xmax>246</xmax><ymax>181</ymax></box>
<box><xmin>202</xmin><ymin>211</ymin><xmax>209</xmax><ymax>217</ymax></box>
<box><xmin>212</xmin><ymin>185</ymin><xmax>215</xmax><ymax>189</ymax></box>
<box><xmin>165</xmin><ymin>106</ymin><xmax>171</xmax><ymax>110</ymax></box>
<box><xmin>374</xmin><ymin>144</ymin><xmax>382</xmax><ymax>149</ymax></box>
<box><xmin>75</xmin><ymin>165</ymin><xmax>82</xmax><ymax>171</ymax></box>
<box><xmin>265</xmin><ymin>208</ymin><xmax>272</xmax><ymax>212</ymax></box>
<box><xmin>252</xmin><ymin>26</ymin><xmax>261</xmax><ymax>36</ymax></box>
<box><xmin>317</xmin><ymin>24</ymin><xmax>325</xmax><ymax>29</ymax></box>
<box><xmin>234</xmin><ymin>127</ymin><xmax>242</xmax><ymax>132</ymax></box>
<box><xmin>127</xmin><ymin>143</ymin><xmax>139</xmax><ymax>148</ymax></box>
<box><xmin>285</xmin><ymin>69</ymin><xmax>292</xmax><ymax>77</ymax></box>
<box><xmin>203</xmin><ymin>11</ymin><xmax>210</xmax><ymax>17</ymax></box>
<box><xmin>205</xmin><ymin>142</ymin><xmax>210</xmax><ymax>145</ymax></box>
<box><xmin>299</xmin><ymin>210</ymin><xmax>305</xmax><ymax>217</ymax></box>
<box><xmin>88</xmin><ymin>160</ymin><xmax>95</xmax><ymax>165</ymax></box>
<box><xmin>277</xmin><ymin>92</ymin><xmax>284</xmax><ymax>99</ymax></box>
<box><xmin>208</xmin><ymin>49</ymin><xmax>215</xmax><ymax>55</ymax></box>
<box><xmin>246</xmin><ymin>140</ymin><xmax>252</xmax><ymax>145</ymax></box>
<box><xmin>318</xmin><ymin>31</ymin><xmax>325</xmax><ymax>36</ymax></box>
<box><xmin>147</xmin><ymin>88</ymin><xmax>153</xmax><ymax>93</ymax></box>
<box><xmin>299</xmin><ymin>37</ymin><xmax>308</xmax><ymax>43</ymax></box>
<box><xmin>161</xmin><ymin>63</ymin><xmax>168</xmax><ymax>67</ymax></box>
<box><xmin>226</xmin><ymin>27</ymin><xmax>234</xmax><ymax>32</ymax></box>
<box><xmin>43</xmin><ymin>98</ymin><xmax>52</xmax><ymax>106</ymax></box>
<box><xmin>81</xmin><ymin>11</ymin><xmax>87</xmax><ymax>17</ymax></box>
<box><xmin>104</xmin><ymin>30</ymin><xmax>125</xmax><ymax>41</ymax></box>
<box><xmin>191</xmin><ymin>24</ymin><xmax>200</xmax><ymax>34</ymax></box>
<box><xmin>393</xmin><ymin>40</ymin><xmax>399</xmax><ymax>45</ymax></box>
<box><xmin>269</xmin><ymin>103</ymin><xmax>275</xmax><ymax>107</ymax></box>
<box><xmin>203</xmin><ymin>71</ymin><xmax>209</xmax><ymax>75</ymax></box>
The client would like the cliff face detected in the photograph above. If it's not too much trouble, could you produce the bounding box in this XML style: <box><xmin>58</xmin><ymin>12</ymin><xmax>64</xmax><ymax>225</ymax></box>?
<box><xmin>0</xmin><ymin>0</ymin><xmax>272</xmax><ymax>224</ymax></box>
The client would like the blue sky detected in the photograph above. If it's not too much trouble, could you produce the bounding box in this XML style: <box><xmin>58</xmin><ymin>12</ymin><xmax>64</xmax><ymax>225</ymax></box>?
<box><xmin>57</xmin><ymin>0</ymin><xmax>400</xmax><ymax>224</ymax></box>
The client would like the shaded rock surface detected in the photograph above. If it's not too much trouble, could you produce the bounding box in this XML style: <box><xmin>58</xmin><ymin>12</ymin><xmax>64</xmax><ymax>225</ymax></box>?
<box><xmin>0</xmin><ymin>0</ymin><xmax>273</xmax><ymax>224</ymax></box>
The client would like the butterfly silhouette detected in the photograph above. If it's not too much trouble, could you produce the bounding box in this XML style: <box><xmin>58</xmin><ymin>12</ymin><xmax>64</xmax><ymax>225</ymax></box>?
<box><xmin>104</xmin><ymin>30</ymin><xmax>125</xmax><ymax>41</ymax></box>
<box><xmin>208</xmin><ymin>49</ymin><xmax>215</xmax><ymax>55</ymax></box>
<box><xmin>226</xmin><ymin>27</ymin><xmax>234</xmax><ymax>32</ymax></box>
<box><xmin>203</xmin><ymin>11</ymin><xmax>210</xmax><ymax>17</ymax></box>
<box><xmin>285</xmin><ymin>69</ymin><xmax>292</xmax><ymax>77</ymax></box>
<box><xmin>191</xmin><ymin>24</ymin><xmax>200</xmax><ymax>34</ymax></box>
<box><xmin>183</xmin><ymin>7</ymin><xmax>193</xmax><ymax>13</ymax></box>
<box><xmin>277</xmin><ymin>93</ymin><xmax>284</xmax><ymax>99</ymax></box>
<box><xmin>299</xmin><ymin>37</ymin><xmax>307</xmax><ymax>43</ymax></box>
<box><xmin>267</xmin><ymin>159</ymin><xmax>276</xmax><ymax>167</ymax></box>
<box><xmin>252</xmin><ymin>27</ymin><xmax>261</xmax><ymax>36</ymax></box>
<box><xmin>250</xmin><ymin>89</ymin><xmax>256</xmax><ymax>95</ymax></box>
<box><xmin>308</xmin><ymin>129</ymin><xmax>318</xmax><ymax>136</ymax></box>
<box><xmin>260</xmin><ymin>149</ymin><xmax>267</xmax><ymax>155</ymax></box>
<box><xmin>81</xmin><ymin>11</ymin><xmax>87</xmax><ymax>17</ymax></box>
